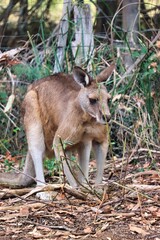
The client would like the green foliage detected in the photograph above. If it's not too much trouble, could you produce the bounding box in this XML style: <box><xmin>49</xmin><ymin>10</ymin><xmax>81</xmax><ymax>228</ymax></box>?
<box><xmin>90</xmin><ymin>34</ymin><xmax>160</xmax><ymax>157</ymax></box>
<box><xmin>12</xmin><ymin>63</ymin><xmax>51</xmax><ymax>82</ymax></box>
<box><xmin>0</xmin><ymin>90</ymin><xmax>8</xmax><ymax>104</ymax></box>
<box><xmin>0</xmin><ymin>79</ymin><xmax>26</xmax><ymax>155</ymax></box>
<box><xmin>44</xmin><ymin>158</ymin><xmax>56</xmax><ymax>175</ymax></box>
<box><xmin>3</xmin><ymin>159</ymin><xmax>13</xmax><ymax>172</ymax></box>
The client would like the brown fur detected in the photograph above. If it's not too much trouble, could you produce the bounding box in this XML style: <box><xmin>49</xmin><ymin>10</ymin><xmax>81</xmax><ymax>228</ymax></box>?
<box><xmin>0</xmin><ymin>64</ymin><xmax>115</xmax><ymax>189</ymax></box>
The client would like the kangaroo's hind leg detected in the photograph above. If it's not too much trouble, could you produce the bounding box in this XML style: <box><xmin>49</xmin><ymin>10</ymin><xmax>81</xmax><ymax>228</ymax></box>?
<box><xmin>23</xmin><ymin>90</ymin><xmax>46</xmax><ymax>186</ymax></box>
<box><xmin>0</xmin><ymin>151</ymin><xmax>35</xmax><ymax>188</ymax></box>
<box><xmin>18</xmin><ymin>151</ymin><xmax>36</xmax><ymax>186</ymax></box>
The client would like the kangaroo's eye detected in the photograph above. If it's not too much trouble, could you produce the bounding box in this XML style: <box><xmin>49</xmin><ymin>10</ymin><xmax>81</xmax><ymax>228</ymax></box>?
<box><xmin>89</xmin><ymin>98</ymin><xmax>98</xmax><ymax>105</ymax></box>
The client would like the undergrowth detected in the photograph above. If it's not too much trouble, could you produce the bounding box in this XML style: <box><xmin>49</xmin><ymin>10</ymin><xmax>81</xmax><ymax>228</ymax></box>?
<box><xmin>0</xmin><ymin>19</ymin><xmax>160</xmax><ymax>174</ymax></box>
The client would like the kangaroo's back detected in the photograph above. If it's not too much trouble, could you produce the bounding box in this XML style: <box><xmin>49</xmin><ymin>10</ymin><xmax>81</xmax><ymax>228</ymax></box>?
<box><xmin>26</xmin><ymin>72</ymin><xmax>81</xmax><ymax>119</ymax></box>
<box><xmin>22</xmin><ymin>72</ymin><xmax>82</xmax><ymax>156</ymax></box>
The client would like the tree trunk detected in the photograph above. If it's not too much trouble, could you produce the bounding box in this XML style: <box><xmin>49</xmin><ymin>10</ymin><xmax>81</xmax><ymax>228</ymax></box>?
<box><xmin>122</xmin><ymin>0</ymin><xmax>139</xmax><ymax>68</ymax></box>
<box><xmin>54</xmin><ymin>0</ymin><xmax>72</xmax><ymax>73</ymax></box>
<box><xmin>72</xmin><ymin>4</ymin><xmax>94</xmax><ymax>71</ymax></box>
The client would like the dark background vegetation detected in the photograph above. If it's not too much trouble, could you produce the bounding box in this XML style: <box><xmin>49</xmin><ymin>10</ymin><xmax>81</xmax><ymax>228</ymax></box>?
<box><xmin>0</xmin><ymin>0</ymin><xmax>160</xmax><ymax>49</ymax></box>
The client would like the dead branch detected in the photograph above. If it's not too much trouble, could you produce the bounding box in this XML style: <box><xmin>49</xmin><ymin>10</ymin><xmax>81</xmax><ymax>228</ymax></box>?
<box><xmin>0</xmin><ymin>187</ymin><xmax>33</xmax><ymax>199</ymax></box>
<box><xmin>126</xmin><ymin>170</ymin><xmax>160</xmax><ymax>179</ymax></box>
<box><xmin>115</xmin><ymin>31</ymin><xmax>160</xmax><ymax>88</ymax></box>
<box><xmin>126</xmin><ymin>184</ymin><xmax>160</xmax><ymax>191</ymax></box>
<box><xmin>102</xmin><ymin>212</ymin><xmax>135</xmax><ymax>217</ymax></box>
<box><xmin>0</xmin><ymin>202</ymin><xmax>45</xmax><ymax>212</ymax></box>
<box><xmin>63</xmin><ymin>185</ymin><xmax>87</xmax><ymax>200</ymax></box>
<box><xmin>0</xmin><ymin>184</ymin><xmax>87</xmax><ymax>201</ymax></box>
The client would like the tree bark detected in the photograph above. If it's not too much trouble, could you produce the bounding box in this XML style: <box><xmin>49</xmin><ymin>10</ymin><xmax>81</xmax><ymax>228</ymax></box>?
<box><xmin>122</xmin><ymin>0</ymin><xmax>139</xmax><ymax>68</ymax></box>
<box><xmin>72</xmin><ymin>4</ymin><xmax>94</xmax><ymax>71</ymax></box>
<box><xmin>54</xmin><ymin>0</ymin><xmax>72</xmax><ymax>73</ymax></box>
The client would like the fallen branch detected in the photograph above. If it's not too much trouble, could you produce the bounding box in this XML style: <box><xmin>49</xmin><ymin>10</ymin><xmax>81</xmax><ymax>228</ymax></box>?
<box><xmin>102</xmin><ymin>212</ymin><xmax>135</xmax><ymax>217</ymax></box>
<box><xmin>63</xmin><ymin>185</ymin><xmax>87</xmax><ymax>200</ymax></box>
<box><xmin>0</xmin><ymin>187</ymin><xmax>33</xmax><ymax>199</ymax></box>
<box><xmin>0</xmin><ymin>183</ymin><xmax>87</xmax><ymax>201</ymax></box>
<box><xmin>126</xmin><ymin>170</ymin><xmax>160</xmax><ymax>179</ymax></box>
<box><xmin>126</xmin><ymin>184</ymin><xmax>160</xmax><ymax>191</ymax></box>
<box><xmin>0</xmin><ymin>202</ymin><xmax>45</xmax><ymax>212</ymax></box>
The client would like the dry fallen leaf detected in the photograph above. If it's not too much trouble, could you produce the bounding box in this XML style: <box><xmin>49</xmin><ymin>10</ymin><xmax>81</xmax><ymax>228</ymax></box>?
<box><xmin>118</xmin><ymin>103</ymin><xmax>132</xmax><ymax>111</ymax></box>
<box><xmin>84</xmin><ymin>226</ymin><xmax>92</xmax><ymax>234</ymax></box>
<box><xmin>0</xmin><ymin>213</ymin><xmax>19</xmax><ymax>221</ymax></box>
<box><xmin>150</xmin><ymin>62</ymin><xmax>157</xmax><ymax>68</ymax></box>
<box><xmin>129</xmin><ymin>224</ymin><xmax>149</xmax><ymax>236</ymax></box>
<box><xmin>112</xmin><ymin>94</ymin><xmax>122</xmax><ymax>102</ymax></box>
<box><xmin>91</xmin><ymin>206</ymin><xmax>102</xmax><ymax>214</ymax></box>
<box><xmin>131</xmin><ymin>202</ymin><xmax>141</xmax><ymax>211</ymax></box>
<box><xmin>69</xmin><ymin>234</ymin><xmax>82</xmax><ymax>239</ymax></box>
<box><xmin>4</xmin><ymin>94</ymin><xmax>15</xmax><ymax>113</ymax></box>
<box><xmin>101</xmin><ymin>205</ymin><xmax>112</xmax><ymax>213</ymax></box>
<box><xmin>28</xmin><ymin>227</ymin><xmax>44</xmax><ymax>238</ymax></box>
<box><xmin>156</xmin><ymin>209</ymin><xmax>160</xmax><ymax>217</ymax></box>
<box><xmin>101</xmin><ymin>223</ymin><xmax>109</xmax><ymax>231</ymax></box>
<box><xmin>156</xmin><ymin>40</ymin><xmax>160</xmax><ymax>48</ymax></box>
<box><xmin>19</xmin><ymin>206</ymin><xmax>29</xmax><ymax>216</ymax></box>
<box><xmin>148</xmin><ymin>206</ymin><xmax>158</xmax><ymax>212</ymax></box>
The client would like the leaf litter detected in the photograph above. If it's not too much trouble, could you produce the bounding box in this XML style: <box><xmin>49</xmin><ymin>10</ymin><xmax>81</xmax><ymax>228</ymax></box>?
<box><xmin>0</xmin><ymin>153</ymin><xmax>160</xmax><ymax>240</ymax></box>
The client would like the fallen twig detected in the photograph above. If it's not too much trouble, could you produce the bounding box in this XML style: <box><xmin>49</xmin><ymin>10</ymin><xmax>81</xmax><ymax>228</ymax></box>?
<box><xmin>0</xmin><ymin>202</ymin><xmax>45</xmax><ymax>212</ymax></box>
<box><xmin>102</xmin><ymin>212</ymin><xmax>135</xmax><ymax>217</ymax></box>
<box><xmin>126</xmin><ymin>170</ymin><xmax>160</xmax><ymax>179</ymax></box>
<box><xmin>0</xmin><ymin>183</ymin><xmax>87</xmax><ymax>201</ymax></box>
<box><xmin>0</xmin><ymin>187</ymin><xmax>33</xmax><ymax>199</ymax></box>
<box><xmin>126</xmin><ymin>184</ymin><xmax>160</xmax><ymax>191</ymax></box>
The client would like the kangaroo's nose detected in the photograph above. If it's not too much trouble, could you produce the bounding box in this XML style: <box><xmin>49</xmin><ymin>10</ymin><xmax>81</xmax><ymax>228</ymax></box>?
<box><xmin>102</xmin><ymin>114</ymin><xmax>111</xmax><ymax>122</ymax></box>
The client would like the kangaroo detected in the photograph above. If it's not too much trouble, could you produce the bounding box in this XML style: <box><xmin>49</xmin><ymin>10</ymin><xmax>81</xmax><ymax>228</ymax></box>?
<box><xmin>0</xmin><ymin>64</ymin><xmax>115</xmax><ymax>191</ymax></box>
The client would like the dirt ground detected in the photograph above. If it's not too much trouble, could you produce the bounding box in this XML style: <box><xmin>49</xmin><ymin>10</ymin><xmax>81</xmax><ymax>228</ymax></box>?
<box><xmin>0</xmin><ymin>155</ymin><xmax>160</xmax><ymax>240</ymax></box>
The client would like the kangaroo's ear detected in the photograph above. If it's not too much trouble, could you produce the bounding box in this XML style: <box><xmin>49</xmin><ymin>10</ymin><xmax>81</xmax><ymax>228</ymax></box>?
<box><xmin>73</xmin><ymin>66</ymin><xmax>91</xmax><ymax>87</ymax></box>
<box><xmin>96</xmin><ymin>63</ymin><xmax>115</xmax><ymax>83</ymax></box>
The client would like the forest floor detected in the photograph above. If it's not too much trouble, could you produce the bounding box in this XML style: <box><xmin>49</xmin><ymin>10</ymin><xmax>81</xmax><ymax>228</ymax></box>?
<box><xmin>0</xmin><ymin>153</ymin><xmax>160</xmax><ymax>240</ymax></box>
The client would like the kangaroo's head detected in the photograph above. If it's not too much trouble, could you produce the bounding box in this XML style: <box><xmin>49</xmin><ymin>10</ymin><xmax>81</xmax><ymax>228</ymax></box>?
<box><xmin>73</xmin><ymin>64</ymin><xmax>115</xmax><ymax>124</ymax></box>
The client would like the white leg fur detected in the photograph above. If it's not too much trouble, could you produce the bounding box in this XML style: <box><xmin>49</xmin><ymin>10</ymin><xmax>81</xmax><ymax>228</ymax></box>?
<box><xmin>53</xmin><ymin>138</ymin><xmax>78</xmax><ymax>187</ymax></box>
<box><xmin>92</xmin><ymin>141</ymin><xmax>108</xmax><ymax>184</ymax></box>
<box><xmin>63</xmin><ymin>159</ymin><xmax>78</xmax><ymax>187</ymax></box>
<box><xmin>27</xmin><ymin>126</ymin><xmax>55</xmax><ymax>201</ymax></box>
<box><xmin>24</xmin><ymin>90</ymin><xmax>46</xmax><ymax>187</ymax></box>
<box><xmin>78</xmin><ymin>140</ymin><xmax>92</xmax><ymax>184</ymax></box>
<box><xmin>19</xmin><ymin>152</ymin><xmax>36</xmax><ymax>186</ymax></box>
<box><xmin>27</xmin><ymin>123</ymin><xmax>46</xmax><ymax>186</ymax></box>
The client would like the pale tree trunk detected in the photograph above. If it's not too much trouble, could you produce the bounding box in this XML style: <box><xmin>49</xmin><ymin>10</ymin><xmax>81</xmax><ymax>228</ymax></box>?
<box><xmin>54</xmin><ymin>0</ymin><xmax>72</xmax><ymax>73</ymax></box>
<box><xmin>122</xmin><ymin>0</ymin><xmax>139</xmax><ymax>68</ymax></box>
<box><xmin>54</xmin><ymin>1</ymin><xmax>94</xmax><ymax>72</ymax></box>
<box><xmin>71</xmin><ymin>4</ymin><xmax>94</xmax><ymax>71</ymax></box>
